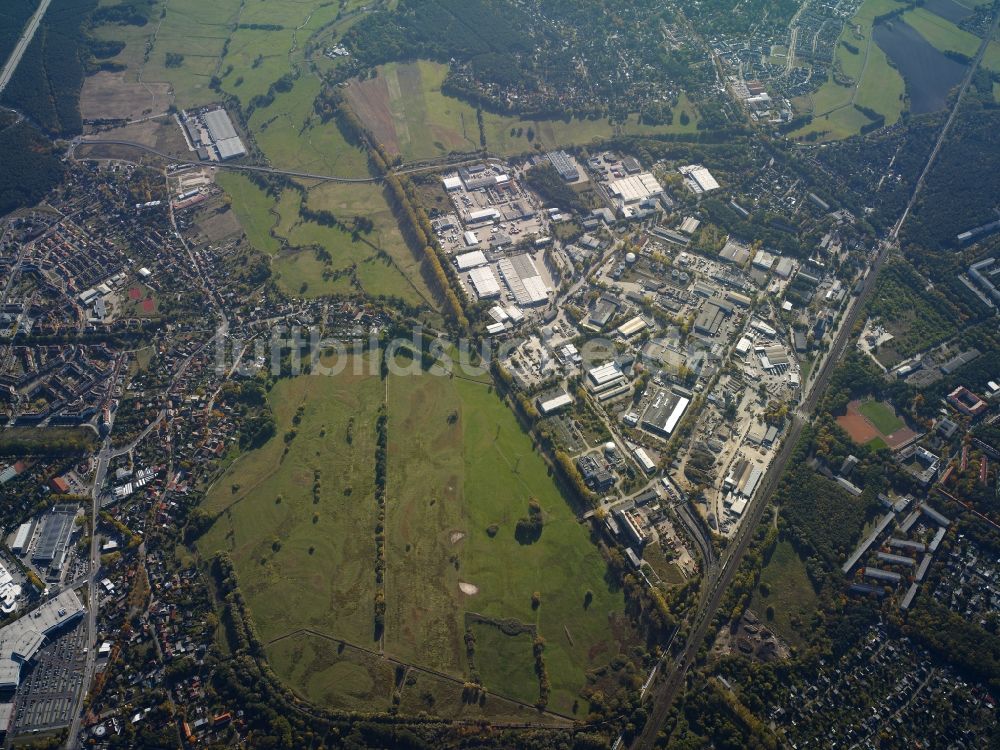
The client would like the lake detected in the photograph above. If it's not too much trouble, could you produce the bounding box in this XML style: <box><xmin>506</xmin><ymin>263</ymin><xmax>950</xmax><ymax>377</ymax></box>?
<box><xmin>922</xmin><ymin>0</ymin><xmax>973</xmax><ymax>24</ymax></box>
<box><xmin>872</xmin><ymin>19</ymin><xmax>967</xmax><ymax>114</ymax></box>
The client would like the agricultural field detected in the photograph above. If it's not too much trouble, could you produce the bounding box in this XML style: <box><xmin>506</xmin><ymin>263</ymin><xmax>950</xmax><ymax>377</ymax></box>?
<box><xmin>749</xmin><ymin>540</ymin><xmax>819</xmax><ymax>649</ymax></box>
<box><xmin>791</xmin><ymin>0</ymin><xmax>907</xmax><ymax>141</ymax></box>
<box><xmin>346</xmin><ymin>61</ymin><xmax>701</xmax><ymax>161</ymax></box>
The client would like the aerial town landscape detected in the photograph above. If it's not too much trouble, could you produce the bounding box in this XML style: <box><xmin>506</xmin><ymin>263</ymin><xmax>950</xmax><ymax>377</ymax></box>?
<box><xmin>0</xmin><ymin>0</ymin><xmax>998</xmax><ymax>748</ymax></box>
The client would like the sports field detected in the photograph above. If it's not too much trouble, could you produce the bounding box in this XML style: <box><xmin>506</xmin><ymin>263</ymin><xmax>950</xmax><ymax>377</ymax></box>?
<box><xmin>858</xmin><ymin>400</ymin><xmax>905</xmax><ymax>435</ymax></box>
<box><xmin>837</xmin><ymin>399</ymin><xmax>918</xmax><ymax>450</ymax></box>
<box><xmin>199</xmin><ymin>364</ymin><xmax>627</xmax><ymax>716</ymax></box>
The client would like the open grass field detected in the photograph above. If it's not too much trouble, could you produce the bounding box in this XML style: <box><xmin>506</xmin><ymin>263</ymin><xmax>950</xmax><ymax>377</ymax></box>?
<box><xmin>198</xmin><ymin>363</ymin><xmax>384</xmax><ymax>648</ymax></box>
<box><xmin>481</xmin><ymin>98</ymin><xmax>701</xmax><ymax>155</ymax></box>
<box><xmin>346</xmin><ymin>61</ymin><xmax>701</xmax><ymax>160</ymax></box>
<box><xmin>214</xmin><ymin>170</ymin><xmax>435</xmax><ymax>307</ymax></box>
<box><xmin>385</xmin><ymin>372</ymin><xmax>626</xmax><ymax>714</ymax></box>
<box><xmin>142</xmin><ymin>0</ymin><xmax>238</xmax><ymax>107</ymax></box>
<box><xmin>790</xmin><ymin>0</ymin><xmax>906</xmax><ymax>141</ymax></box>
<box><xmin>346</xmin><ymin>61</ymin><xmax>481</xmax><ymax>160</ymax></box>
<box><xmin>858</xmin><ymin>399</ymin><xmax>905</xmax><ymax>435</ymax></box>
<box><xmin>213</xmin><ymin>172</ymin><xmax>281</xmax><ymax>255</ymax></box>
<box><xmin>749</xmin><ymin>540</ymin><xmax>819</xmax><ymax>648</ymax></box>
<box><xmin>266</xmin><ymin>629</ymin><xmax>570</xmax><ymax>723</ymax></box>
<box><xmin>470</xmin><ymin>623</ymin><xmax>540</xmax><ymax>705</ymax></box>
<box><xmin>197</xmin><ymin>364</ymin><xmax>625</xmax><ymax>715</ymax></box>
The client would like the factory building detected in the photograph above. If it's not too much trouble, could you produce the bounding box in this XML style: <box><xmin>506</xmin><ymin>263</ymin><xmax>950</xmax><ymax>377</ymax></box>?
<box><xmin>467</xmin><ymin>266</ymin><xmax>502</xmax><ymax>299</ymax></box>
<box><xmin>546</xmin><ymin>150</ymin><xmax>580</xmax><ymax>182</ymax></box>
<box><xmin>641</xmin><ymin>390</ymin><xmax>690</xmax><ymax>438</ymax></box>
<box><xmin>679</xmin><ymin>164</ymin><xmax>720</xmax><ymax>194</ymax></box>
<box><xmin>497</xmin><ymin>255</ymin><xmax>549</xmax><ymax>306</ymax></box>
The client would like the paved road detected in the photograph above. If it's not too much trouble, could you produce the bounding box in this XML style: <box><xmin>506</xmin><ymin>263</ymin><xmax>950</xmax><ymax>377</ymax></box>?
<box><xmin>72</xmin><ymin>138</ymin><xmax>378</xmax><ymax>184</ymax></box>
<box><xmin>0</xmin><ymin>0</ymin><xmax>51</xmax><ymax>96</ymax></box>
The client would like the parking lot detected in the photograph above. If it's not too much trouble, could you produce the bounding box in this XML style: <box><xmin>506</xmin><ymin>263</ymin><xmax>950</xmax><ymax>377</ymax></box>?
<box><xmin>10</xmin><ymin>616</ymin><xmax>86</xmax><ymax>736</ymax></box>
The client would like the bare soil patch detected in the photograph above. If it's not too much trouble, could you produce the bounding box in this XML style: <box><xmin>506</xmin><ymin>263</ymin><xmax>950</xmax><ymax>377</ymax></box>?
<box><xmin>345</xmin><ymin>76</ymin><xmax>400</xmax><ymax>156</ymax></box>
<box><xmin>81</xmin><ymin>72</ymin><xmax>172</xmax><ymax>121</ymax></box>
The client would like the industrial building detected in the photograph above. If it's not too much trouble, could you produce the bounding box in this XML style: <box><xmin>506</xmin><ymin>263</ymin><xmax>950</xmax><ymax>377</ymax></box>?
<box><xmin>616</xmin><ymin>315</ymin><xmax>648</xmax><ymax>339</ymax></box>
<box><xmin>607</xmin><ymin>173</ymin><xmax>664</xmax><ymax>217</ymax></box>
<box><xmin>694</xmin><ymin>298</ymin><xmax>732</xmax><ymax>337</ymax></box>
<box><xmin>201</xmin><ymin>108</ymin><xmax>246</xmax><ymax>160</ymax></box>
<box><xmin>455</xmin><ymin>250</ymin><xmax>488</xmax><ymax>271</ymax></box>
<box><xmin>497</xmin><ymin>255</ymin><xmax>549</xmax><ymax>306</ymax></box>
<box><xmin>633</xmin><ymin>447</ymin><xmax>656</xmax><ymax>474</ymax></box>
<box><xmin>588</xmin><ymin>362</ymin><xmax>625</xmax><ymax>391</ymax></box>
<box><xmin>641</xmin><ymin>390</ymin><xmax>690</xmax><ymax>438</ymax></box>
<box><xmin>719</xmin><ymin>238</ymin><xmax>751</xmax><ymax>266</ymax></box>
<box><xmin>10</xmin><ymin>522</ymin><xmax>33</xmax><ymax>555</ymax></box>
<box><xmin>0</xmin><ymin>589</ymin><xmax>84</xmax><ymax>690</ymax></box>
<box><xmin>31</xmin><ymin>506</ymin><xmax>78</xmax><ymax>578</ymax></box>
<box><xmin>546</xmin><ymin>150</ymin><xmax>580</xmax><ymax>182</ymax></box>
<box><xmin>679</xmin><ymin>164</ymin><xmax>720</xmax><ymax>194</ymax></box>
<box><xmin>537</xmin><ymin>391</ymin><xmax>573</xmax><ymax>415</ymax></box>
<box><xmin>467</xmin><ymin>266</ymin><xmax>502</xmax><ymax>299</ymax></box>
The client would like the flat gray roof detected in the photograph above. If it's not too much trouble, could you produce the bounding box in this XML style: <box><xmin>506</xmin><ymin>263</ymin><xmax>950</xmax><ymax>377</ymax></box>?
<box><xmin>33</xmin><ymin>508</ymin><xmax>76</xmax><ymax>563</ymax></box>
<box><xmin>203</xmin><ymin>108</ymin><xmax>238</xmax><ymax>142</ymax></box>
<box><xmin>0</xmin><ymin>590</ymin><xmax>84</xmax><ymax>689</ymax></box>
<box><xmin>215</xmin><ymin>136</ymin><xmax>246</xmax><ymax>160</ymax></box>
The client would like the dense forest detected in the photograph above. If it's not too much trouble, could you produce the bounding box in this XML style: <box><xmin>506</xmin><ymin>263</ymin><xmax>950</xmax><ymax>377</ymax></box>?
<box><xmin>341</xmin><ymin>0</ymin><xmax>711</xmax><ymax>120</ymax></box>
<box><xmin>0</xmin><ymin>115</ymin><xmax>64</xmax><ymax>217</ymax></box>
<box><xmin>904</xmin><ymin>106</ymin><xmax>1000</xmax><ymax>250</ymax></box>
<box><xmin>0</xmin><ymin>0</ymin><xmax>98</xmax><ymax>136</ymax></box>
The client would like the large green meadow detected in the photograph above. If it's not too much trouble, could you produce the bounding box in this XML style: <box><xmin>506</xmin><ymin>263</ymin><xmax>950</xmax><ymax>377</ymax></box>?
<box><xmin>198</xmin><ymin>363</ymin><xmax>627</xmax><ymax>716</ymax></box>
<box><xmin>791</xmin><ymin>0</ymin><xmax>907</xmax><ymax>141</ymax></box>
